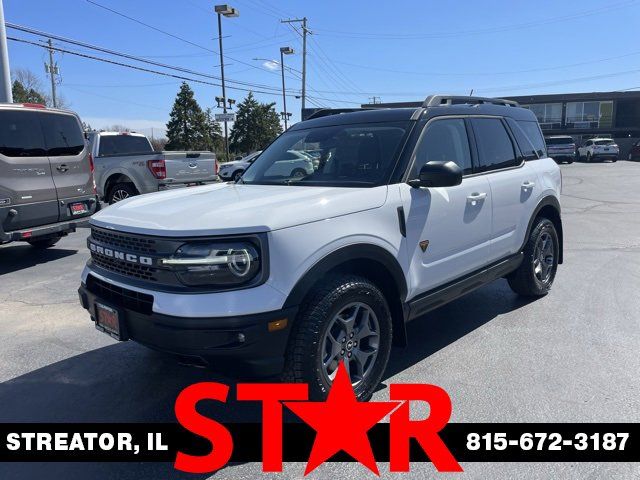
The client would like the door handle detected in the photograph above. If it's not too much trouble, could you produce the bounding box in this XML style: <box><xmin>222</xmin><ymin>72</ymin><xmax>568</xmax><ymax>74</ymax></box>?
<box><xmin>466</xmin><ymin>192</ymin><xmax>487</xmax><ymax>205</ymax></box>
<box><xmin>521</xmin><ymin>181</ymin><xmax>536</xmax><ymax>189</ymax></box>
<box><xmin>56</xmin><ymin>164</ymin><xmax>69</xmax><ymax>173</ymax></box>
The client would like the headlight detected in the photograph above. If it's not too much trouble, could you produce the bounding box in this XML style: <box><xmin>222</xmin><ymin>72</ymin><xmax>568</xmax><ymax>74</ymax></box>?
<box><xmin>162</xmin><ymin>241</ymin><xmax>260</xmax><ymax>287</ymax></box>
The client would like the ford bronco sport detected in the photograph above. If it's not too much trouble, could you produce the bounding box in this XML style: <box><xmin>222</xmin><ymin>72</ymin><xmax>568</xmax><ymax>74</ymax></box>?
<box><xmin>79</xmin><ymin>95</ymin><xmax>563</xmax><ymax>400</ymax></box>
<box><xmin>0</xmin><ymin>103</ymin><xmax>98</xmax><ymax>247</ymax></box>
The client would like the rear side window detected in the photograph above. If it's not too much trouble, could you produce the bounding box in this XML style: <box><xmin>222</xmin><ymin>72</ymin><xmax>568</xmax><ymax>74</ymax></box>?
<box><xmin>506</xmin><ymin>118</ymin><xmax>538</xmax><ymax>161</ymax></box>
<box><xmin>41</xmin><ymin>113</ymin><xmax>85</xmax><ymax>156</ymax></box>
<box><xmin>517</xmin><ymin>120</ymin><xmax>547</xmax><ymax>158</ymax></box>
<box><xmin>413</xmin><ymin>118</ymin><xmax>473</xmax><ymax>175</ymax></box>
<box><xmin>98</xmin><ymin>135</ymin><xmax>153</xmax><ymax>156</ymax></box>
<box><xmin>0</xmin><ymin>110</ymin><xmax>46</xmax><ymax>157</ymax></box>
<box><xmin>471</xmin><ymin>118</ymin><xmax>518</xmax><ymax>171</ymax></box>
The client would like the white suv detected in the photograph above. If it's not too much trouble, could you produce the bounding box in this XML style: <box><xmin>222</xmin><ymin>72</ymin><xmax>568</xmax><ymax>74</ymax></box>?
<box><xmin>78</xmin><ymin>95</ymin><xmax>563</xmax><ymax>401</ymax></box>
<box><xmin>577</xmin><ymin>138</ymin><xmax>619</xmax><ymax>162</ymax></box>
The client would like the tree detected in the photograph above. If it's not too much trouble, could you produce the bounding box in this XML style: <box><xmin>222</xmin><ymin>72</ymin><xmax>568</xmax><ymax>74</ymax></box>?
<box><xmin>150</xmin><ymin>137</ymin><xmax>168</xmax><ymax>151</ymax></box>
<box><xmin>165</xmin><ymin>82</ymin><xmax>210</xmax><ymax>151</ymax></box>
<box><xmin>103</xmin><ymin>124</ymin><xmax>132</xmax><ymax>133</ymax></box>
<box><xmin>229</xmin><ymin>92</ymin><xmax>282</xmax><ymax>154</ymax></box>
<box><xmin>12</xmin><ymin>80</ymin><xmax>47</xmax><ymax>104</ymax></box>
<box><xmin>11</xmin><ymin>68</ymin><xmax>70</xmax><ymax>108</ymax></box>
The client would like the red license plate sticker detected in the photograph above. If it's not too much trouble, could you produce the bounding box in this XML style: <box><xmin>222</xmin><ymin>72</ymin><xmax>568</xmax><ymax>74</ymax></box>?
<box><xmin>96</xmin><ymin>303</ymin><xmax>120</xmax><ymax>338</ymax></box>
<box><xmin>70</xmin><ymin>203</ymin><xmax>88</xmax><ymax>215</ymax></box>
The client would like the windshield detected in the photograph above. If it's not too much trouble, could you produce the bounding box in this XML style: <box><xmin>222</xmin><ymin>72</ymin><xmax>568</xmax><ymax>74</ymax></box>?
<box><xmin>594</xmin><ymin>139</ymin><xmax>615</xmax><ymax>145</ymax></box>
<box><xmin>545</xmin><ymin>137</ymin><xmax>574</xmax><ymax>145</ymax></box>
<box><xmin>240</xmin><ymin>121</ymin><xmax>410</xmax><ymax>187</ymax></box>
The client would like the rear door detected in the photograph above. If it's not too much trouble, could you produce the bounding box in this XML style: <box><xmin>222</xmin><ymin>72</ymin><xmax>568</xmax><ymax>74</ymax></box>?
<box><xmin>470</xmin><ymin>117</ymin><xmax>540</xmax><ymax>262</ymax></box>
<box><xmin>42</xmin><ymin>112</ymin><xmax>96</xmax><ymax>221</ymax></box>
<box><xmin>0</xmin><ymin>108</ymin><xmax>59</xmax><ymax>232</ymax></box>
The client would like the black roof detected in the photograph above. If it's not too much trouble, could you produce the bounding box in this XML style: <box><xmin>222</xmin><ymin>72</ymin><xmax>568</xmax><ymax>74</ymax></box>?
<box><xmin>294</xmin><ymin>102</ymin><xmax>537</xmax><ymax>130</ymax></box>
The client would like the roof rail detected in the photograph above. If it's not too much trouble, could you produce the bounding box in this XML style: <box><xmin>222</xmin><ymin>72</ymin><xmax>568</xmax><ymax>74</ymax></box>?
<box><xmin>305</xmin><ymin>108</ymin><xmax>368</xmax><ymax>120</ymax></box>
<box><xmin>423</xmin><ymin>95</ymin><xmax>519</xmax><ymax>107</ymax></box>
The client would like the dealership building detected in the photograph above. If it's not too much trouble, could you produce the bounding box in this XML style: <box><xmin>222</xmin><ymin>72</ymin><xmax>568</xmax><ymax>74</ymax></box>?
<box><xmin>303</xmin><ymin>91</ymin><xmax>640</xmax><ymax>158</ymax></box>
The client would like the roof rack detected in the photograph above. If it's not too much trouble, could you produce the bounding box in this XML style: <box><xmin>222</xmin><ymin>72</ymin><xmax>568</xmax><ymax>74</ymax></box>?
<box><xmin>423</xmin><ymin>95</ymin><xmax>519</xmax><ymax>107</ymax></box>
<box><xmin>305</xmin><ymin>108</ymin><xmax>369</xmax><ymax>120</ymax></box>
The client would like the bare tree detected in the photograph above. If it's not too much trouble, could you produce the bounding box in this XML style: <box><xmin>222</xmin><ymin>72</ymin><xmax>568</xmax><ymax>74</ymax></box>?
<box><xmin>103</xmin><ymin>124</ymin><xmax>132</xmax><ymax>133</ymax></box>
<box><xmin>150</xmin><ymin>137</ymin><xmax>168</xmax><ymax>151</ymax></box>
<box><xmin>11</xmin><ymin>68</ymin><xmax>70</xmax><ymax>108</ymax></box>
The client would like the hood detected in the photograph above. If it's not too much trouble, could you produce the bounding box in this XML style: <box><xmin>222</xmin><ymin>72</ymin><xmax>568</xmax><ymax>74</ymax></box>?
<box><xmin>91</xmin><ymin>183</ymin><xmax>388</xmax><ymax>236</ymax></box>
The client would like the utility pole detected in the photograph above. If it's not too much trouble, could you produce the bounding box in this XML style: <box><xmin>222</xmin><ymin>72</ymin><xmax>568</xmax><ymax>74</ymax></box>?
<box><xmin>214</xmin><ymin>4</ymin><xmax>238</xmax><ymax>161</ymax></box>
<box><xmin>0</xmin><ymin>0</ymin><xmax>13</xmax><ymax>103</ymax></box>
<box><xmin>45</xmin><ymin>39</ymin><xmax>58</xmax><ymax>108</ymax></box>
<box><xmin>369</xmin><ymin>96</ymin><xmax>381</xmax><ymax>105</ymax></box>
<box><xmin>281</xmin><ymin>17</ymin><xmax>309</xmax><ymax>114</ymax></box>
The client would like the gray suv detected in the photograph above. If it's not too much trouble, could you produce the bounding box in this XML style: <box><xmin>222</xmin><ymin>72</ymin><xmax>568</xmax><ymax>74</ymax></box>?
<box><xmin>0</xmin><ymin>103</ymin><xmax>98</xmax><ymax>248</ymax></box>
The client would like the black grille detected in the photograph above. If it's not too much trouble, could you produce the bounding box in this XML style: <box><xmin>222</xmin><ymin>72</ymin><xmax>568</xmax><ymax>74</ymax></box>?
<box><xmin>91</xmin><ymin>228</ymin><xmax>157</xmax><ymax>254</ymax></box>
<box><xmin>87</xmin><ymin>275</ymin><xmax>153</xmax><ymax>315</ymax></box>
<box><xmin>91</xmin><ymin>255</ymin><xmax>158</xmax><ymax>282</ymax></box>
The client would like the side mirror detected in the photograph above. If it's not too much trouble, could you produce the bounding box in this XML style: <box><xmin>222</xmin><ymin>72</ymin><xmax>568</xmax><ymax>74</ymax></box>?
<box><xmin>408</xmin><ymin>161</ymin><xmax>463</xmax><ymax>188</ymax></box>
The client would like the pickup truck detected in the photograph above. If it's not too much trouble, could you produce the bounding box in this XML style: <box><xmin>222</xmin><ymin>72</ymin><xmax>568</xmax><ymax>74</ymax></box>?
<box><xmin>88</xmin><ymin>131</ymin><xmax>218</xmax><ymax>204</ymax></box>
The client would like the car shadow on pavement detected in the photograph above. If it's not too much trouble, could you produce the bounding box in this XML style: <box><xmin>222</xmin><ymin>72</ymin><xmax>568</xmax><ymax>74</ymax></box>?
<box><xmin>0</xmin><ymin>279</ymin><xmax>534</xmax><ymax>479</ymax></box>
<box><xmin>0</xmin><ymin>244</ymin><xmax>78</xmax><ymax>275</ymax></box>
<box><xmin>383</xmin><ymin>279</ymin><xmax>535</xmax><ymax>382</ymax></box>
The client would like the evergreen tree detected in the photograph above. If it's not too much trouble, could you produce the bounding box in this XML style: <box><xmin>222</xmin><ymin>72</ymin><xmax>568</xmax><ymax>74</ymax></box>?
<box><xmin>229</xmin><ymin>92</ymin><xmax>283</xmax><ymax>154</ymax></box>
<box><xmin>12</xmin><ymin>80</ymin><xmax>47</xmax><ymax>105</ymax></box>
<box><xmin>165</xmin><ymin>83</ymin><xmax>209</xmax><ymax>151</ymax></box>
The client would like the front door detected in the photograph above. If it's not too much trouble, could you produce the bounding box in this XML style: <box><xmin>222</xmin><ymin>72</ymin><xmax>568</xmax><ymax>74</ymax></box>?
<box><xmin>399</xmin><ymin>117</ymin><xmax>492</xmax><ymax>300</ymax></box>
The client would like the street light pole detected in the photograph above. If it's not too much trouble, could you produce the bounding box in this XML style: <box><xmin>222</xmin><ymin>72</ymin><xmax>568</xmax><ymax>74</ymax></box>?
<box><xmin>214</xmin><ymin>4</ymin><xmax>238</xmax><ymax>161</ymax></box>
<box><xmin>279</xmin><ymin>47</ymin><xmax>293</xmax><ymax>130</ymax></box>
<box><xmin>0</xmin><ymin>0</ymin><xmax>13</xmax><ymax>103</ymax></box>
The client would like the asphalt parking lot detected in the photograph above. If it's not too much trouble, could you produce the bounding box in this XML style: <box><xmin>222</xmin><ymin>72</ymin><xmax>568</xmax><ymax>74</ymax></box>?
<box><xmin>1</xmin><ymin>161</ymin><xmax>639</xmax><ymax>479</ymax></box>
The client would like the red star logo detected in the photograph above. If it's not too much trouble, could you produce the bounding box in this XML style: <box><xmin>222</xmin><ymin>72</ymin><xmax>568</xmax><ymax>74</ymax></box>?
<box><xmin>284</xmin><ymin>362</ymin><xmax>400</xmax><ymax>476</ymax></box>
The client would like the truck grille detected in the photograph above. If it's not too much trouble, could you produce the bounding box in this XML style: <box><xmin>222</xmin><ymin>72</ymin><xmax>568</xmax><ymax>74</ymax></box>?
<box><xmin>87</xmin><ymin>275</ymin><xmax>153</xmax><ymax>315</ymax></box>
<box><xmin>91</xmin><ymin>228</ymin><xmax>157</xmax><ymax>254</ymax></box>
<box><xmin>91</xmin><ymin>255</ymin><xmax>158</xmax><ymax>282</ymax></box>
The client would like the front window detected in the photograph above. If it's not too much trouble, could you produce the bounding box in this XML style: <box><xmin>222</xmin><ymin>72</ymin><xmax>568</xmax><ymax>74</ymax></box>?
<box><xmin>240</xmin><ymin>121</ymin><xmax>410</xmax><ymax>187</ymax></box>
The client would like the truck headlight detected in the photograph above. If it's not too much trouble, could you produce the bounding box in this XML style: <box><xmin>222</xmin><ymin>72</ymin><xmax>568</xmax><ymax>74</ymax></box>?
<box><xmin>162</xmin><ymin>241</ymin><xmax>260</xmax><ymax>287</ymax></box>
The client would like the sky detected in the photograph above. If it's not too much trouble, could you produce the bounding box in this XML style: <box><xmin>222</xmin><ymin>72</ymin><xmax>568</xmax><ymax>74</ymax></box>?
<box><xmin>4</xmin><ymin>0</ymin><xmax>640</xmax><ymax>137</ymax></box>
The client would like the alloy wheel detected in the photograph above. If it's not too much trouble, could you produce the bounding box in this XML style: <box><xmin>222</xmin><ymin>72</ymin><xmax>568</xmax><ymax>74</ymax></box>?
<box><xmin>321</xmin><ymin>302</ymin><xmax>380</xmax><ymax>386</ymax></box>
<box><xmin>533</xmin><ymin>232</ymin><xmax>554</xmax><ymax>284</ymax></box>
<box><xmin>111</xmin><ymin>189</ymin><xmax>130</xmax><ymax>203</ymax></box>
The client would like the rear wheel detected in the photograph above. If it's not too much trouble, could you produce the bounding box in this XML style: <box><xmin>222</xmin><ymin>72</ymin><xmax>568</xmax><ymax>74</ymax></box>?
<box><xmin>28</xmin><ymin>237</ymin><xmax>60</xmax><ymax>249</ymax></box>
<box><xmin>282</xmin><ymin>275</ymin><xmax>392</xmax><ymax>401</ymax></box>
<box><xmin>108</xmin><ymin>183</ymin><xmax>138</xmax><ymax>204</ymax></box>
<box><xmin>291</xmin><ymin>168</ymin><xmax>306</xmax><ymax>178</ymax></box>
<box><xmin>586</xmin><ymin>152</ymin><xmax>592</xmax><ymax>163</ymax></box>
<box><xmin>507</xmin><ymin>217</ymin><xmax>559</xmax><ymax>297</ymax></box>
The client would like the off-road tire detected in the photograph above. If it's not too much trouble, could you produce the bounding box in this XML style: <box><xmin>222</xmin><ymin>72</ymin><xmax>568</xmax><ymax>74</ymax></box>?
<box><xmin>507</xmin><ymin>217</ymin><xmax>559</xmax><ymax>297</ymax></box>
<box><xmin>281</xmin><ymin>274</ymin><xmax>392</xmax><ymax>401</ymax></box>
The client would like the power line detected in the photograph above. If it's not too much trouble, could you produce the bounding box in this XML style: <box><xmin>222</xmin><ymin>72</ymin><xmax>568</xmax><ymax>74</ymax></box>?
<box><xmin>6</xmin><ymin>23</ymin><xmax>287</xmax><ymax>93</ymax></box>
<box><xmin>9</xmin><ymin>35</ymin><xmax>365</xmax><ymax>106</ymax></box>
<box><xmin>84</xmin><ymin>0</ymin><xmax>283</xmax><ymax>78</ymax></box>
<box><xmin>7</xmin><ymin>36</ymin><xmax>296</xmax><ymax>97</ymax></box>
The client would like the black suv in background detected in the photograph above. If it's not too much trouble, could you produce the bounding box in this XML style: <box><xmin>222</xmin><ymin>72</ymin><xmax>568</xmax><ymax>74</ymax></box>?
<box><xmin>545</xmin><ymin>136</ymin><xmax>577</xmax><ymax>164</ymax></box>
<box><xmin>0</xmin><ymin>103</ymin><xmax>98</xmax><ymax>248</ymax></box>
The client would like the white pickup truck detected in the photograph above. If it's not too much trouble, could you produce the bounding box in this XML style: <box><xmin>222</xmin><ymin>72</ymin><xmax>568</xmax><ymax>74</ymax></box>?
<box><xmin>88</xmin><ymin>131</ymin><xmax>218</xmax><ymax>204</ymax></box>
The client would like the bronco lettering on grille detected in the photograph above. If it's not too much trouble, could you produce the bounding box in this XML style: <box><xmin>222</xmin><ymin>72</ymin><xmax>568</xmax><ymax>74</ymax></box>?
<box><xmin>89</xmin><ymin>242</ymin><xmax>153</xmax><ymax>266</ymax></box>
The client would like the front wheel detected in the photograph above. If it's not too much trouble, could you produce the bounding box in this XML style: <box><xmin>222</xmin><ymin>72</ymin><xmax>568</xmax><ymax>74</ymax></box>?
<box><xmin>507</xmin><ymin>217</ymin><xmax>559</xmax><ymax>297</ymax></box>
<box><xmin>282</xmin><ymin>275</ymin><xmax>392</xmax><ymax>401</ymax></box>
<box><xmin>586</xmin><ymin>152</ymin><xmax>592</xmax><ymax>163</ymax></box>
<box><xmin>232</xmin><ymin>170</ymin><xmax>243</xmax><ymax>182</ymax></box>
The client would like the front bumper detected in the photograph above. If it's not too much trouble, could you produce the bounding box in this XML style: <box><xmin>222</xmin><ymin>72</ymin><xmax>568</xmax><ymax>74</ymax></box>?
<box><xmin>78</xmin><ymin>278</ymin><xmax>296</xmax><ymax>376</ymax></box>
